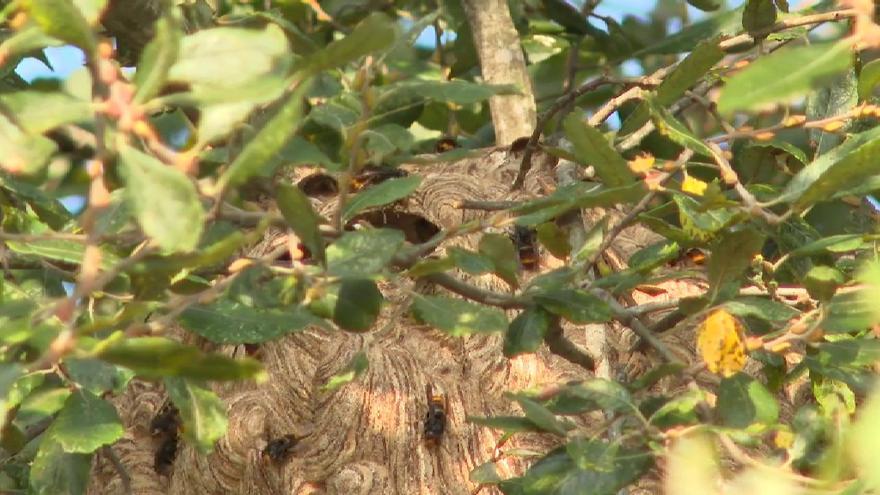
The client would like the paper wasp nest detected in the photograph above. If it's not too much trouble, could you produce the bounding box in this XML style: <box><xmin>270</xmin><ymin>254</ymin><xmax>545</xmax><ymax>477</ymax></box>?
<box><xmin>87</xmin><ymin>147</ymin><xmax>776</xmax><ymax>495</ymax></box>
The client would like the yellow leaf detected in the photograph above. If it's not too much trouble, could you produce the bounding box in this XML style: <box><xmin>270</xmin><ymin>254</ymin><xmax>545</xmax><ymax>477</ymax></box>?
<box><xmin>628</xmin><ymin>152</ymin><xmax>655</xmax><ymax>174</ymax></box>
<box><xmin>774</xmin><ymin>429</ymin><xmax>794</xmax><ymax>450</ymax></box>
<box><xmin>697</xmin><ymin>309</ymin><xmax>747</xmax><ymax>377</ymax></box>
<box><xmin>681</xmin><ymin>174</ymin><xmax>708</xmax><ymax>196</ymax></box>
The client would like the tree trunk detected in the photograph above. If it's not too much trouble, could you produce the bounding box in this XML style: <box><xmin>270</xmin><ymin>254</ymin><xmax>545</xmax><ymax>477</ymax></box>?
<box><xmin>461</xmin><ymin>0</ymin><xmax>537</xmax><ymax>145</ymax></box>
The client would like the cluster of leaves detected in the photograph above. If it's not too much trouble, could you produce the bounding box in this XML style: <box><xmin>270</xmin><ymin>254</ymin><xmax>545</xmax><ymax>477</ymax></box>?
<box><xmin>1</xmin><ymin>0</ymin><xmax>880</xmax><ymax>493</ymax></box>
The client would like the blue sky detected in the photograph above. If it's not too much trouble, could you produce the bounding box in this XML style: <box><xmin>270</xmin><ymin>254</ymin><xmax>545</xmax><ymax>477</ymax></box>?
<box><xmin>16</xmin><ymin>0</ymin><xmax>813</xmax><ymax>82</ymax></box>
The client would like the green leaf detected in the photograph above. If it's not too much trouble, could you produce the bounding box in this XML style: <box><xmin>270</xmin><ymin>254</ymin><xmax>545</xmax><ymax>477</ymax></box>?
<box><xmin>470</xmin><ymin>461</ymin><xmax>503</xmax><ymax>484</ymax></box>
<box><xmin>563</xmin><ymin>115</ymin><xmax>632</xmax><ymax>187</ymax></box>
<box><xmin>97</xmin><ymin>337</ymin><xmax>265</xmax><ymax>381</ymax></box>
<box><xmin>407</xmin><ymin>256</ymin><xmax>456</xmax><ymax>277</ymax></box>
<box><xmin>217</xmin><ymin>77</ymin><xmax>312</xmax><ymax>191</ymax></box>
<box><xmin>635</xmin><ymin>7</ymin><xmax>741</xmax><ymax>55</ymax></box>
<box><xmin>0</xmin><ymin>113</ymin><xmax>57</xmax><ymax>175</ymax></box>
<box><xmin>784</xmin><ymin>126</ymin><xmax>880</xmax><ymax>209</ymax></box>
<box><xmin>646</xmin><ymin>98</ymin><xmax>713</xmax><ymax>156</ymax></box>
<box><xmin>277</xmin><ymin>183</ymin><xmax>326</xmax><ymax>264</ymax></box>
<box><xmin>51</xmin><ymin>390</ymin><xmax>122</xmax><ymax>453</ymax></box>
<box><xmin>858</xmin><ymin>58</ymin><xmax>880</xmax><ymax>101</ymax></box>
<box><xmin>29</xmin><ymin>437</ymin><xmax>91</xmax><ymax>495</ymax></box>
<box><xmin>119</xmin><ymin>144</ymin><xmax>204</xmax><ymax>253</ymax></box>
<box><xmin>321</xmin><ymin>351</ymin><xmax>369</xmax><ymax>391</ymax></box>
<box><xmin>304</xmin><ymin>12</ymin><xmax>397</xmax><ymax>73</ymax></box>
<box><xmin>621</xmin><ymin>39</ymin><xmax>724</xmax><ymax>134</ymax></box>
<box><xmin>179</xmin><ymin>299</ymin><xmax>320</xmax><ymax>344</ymax></box>
<box><xmin>165</xmin><ymin>377</ymin><xmax>227</xmax><ymax>454</ymax></box>
<box><xmin>536</xmin><ymin>222</ymin><xmax>570</xmax><ymax>259</ymax></box>
<box><xmin>411</xmin><ymin>295</ymin><xmax>508</xmax><ymax>336</ymax></box>
<box><xmin>717</xmin><ymin>372</ymin><xmax>779</xmax><ymax>428</ymax></box>
<box><xmin>811</xmin><ymin>338</ymin><xmax>880</xmax><ymax>367</ymax></box>
<box><xmin>544</xmin><ymin>379</ymin><xmax>633</xmax><ymax>414</ymax></box>
<box><xmin>534</xmin><ymin>289</ymin><xmax>612</xmax><ymax>324</ymax></box>
<box><xmin>278</xmin><ymin>136</ymin><xmax>340</xmax><ymax>171</ymax></box>
<box><xmin>849</xmin><ymin>384</ymin><xmax>880</xmax><ymax>491</ymax></box>
<box><xmin>479</xmin><ymin>233</ymin><xmax>520</xmax><ymax>288</ymax></box>
<box><xmin>687</xmin><ymin>0</ymin><xmax>721</xmax><ymax>11</ymax></box>
<box><xmin>774</xmin><ymin>0</ymin><xmax>789</xmax><ymax>12</ymax></box>
<box><xmin>706</xmin><ymin>228</ymin><xmax>765</xmax><ymax>301</ymax></box>
<box><xmin>0</xmin><ymin>174</ymin><xmax>71</xmax><ymax>229</ymax></box>
<box><xmin>326</xmin><ymin>228</ymin><xmax>404</xmax><ymax>277</ymax></box>
<box><xmin>64</xmin><ymin>358</ymin><xmax>130</xmax><ymax>394</ymax></box>
<box><xmin>133</xmin><ymin>10</ymin><xmax>181</xmax><ymax>104</ymax></box>
<box><xmin>5</xmin><ymin>238</ymin><xmax>121</xmax><ymax>270</ymax></box>
<box><xmin>807</xmin><ymin>69</ymin><xmax>857</xmax><ymax>156</ymax></box>
<box><xmin>467</xmin><ymin>415</ymin><xmax>542</xmax><ymax>434</ymax></box>
<box><xmin>717</xmin><ymin>41</ymin><xmax>852</xmax><ymax>116</ymax></box>
<box><xmin>26</xmin><ymin>0</ymin><xmax>96</xmax><ymax>54</ymax></box>
<box><xmin>821</xmin><ymin>290</ymin><xmax>875</xmax><ymax>334</ymax></box>
<box><xmin>571</xmin><ymin>216</ymin><xmax>607</xmax><ymax>265</ymax></box>
<box><xmin>788</xmin><ymin>233</ymin><xmax>866</xmax><ymax>257</ymax></box>
<box><xmin>514</xmin><ymin>396</ymin><xmax>569</xmax><ymax>436</ymax></box>
<box><xmin>342</xmin><ymin>175</ymin><xmax>422</xmax><ymax>223</ymax></box>
<box><xmin>0</xmin><ymin>91</ymin><xmax>91</xmax><ymax>134</ymax></box>
<box><xmin>649</xmin><ymin>388</ymin><xmax>706</xmax><ymax>428</ymax></box>
<box><xmin>168</xmin><ymin>24</ymin><xmax>290</xmax><ymax>101</ymax></box>
<box><xmin>510</xmin><ymin>442</ymin><xmax>651</xmax><ymax>495</ymax></box>
<box><xmin>723</xmin><ymin>297</ymin><xmax>798</xmax><ymax>323</ymax></box>
<box><xmin>333</xmin><ymin>278</ymin><xmax>383</xmax><ymax>332</ymax></box>
<box><xmin>513</xmin><ymin>182</ymin><xmax>643</xmax><ymax>226</ymax></box>
<box><xmin>504</xmin><ymin>307</ymin><xmax>551</xmax><ymax>357</ymax></box>
<box><xmin>449</xmin><ymin>247</ymin><xmax>494</xmax><ymax>275</ymax></box>
<box><xmin>803</xmin><ymin>265</ymin><xmax>844</xmax><ymax>302</ymax></box>
<box><xmin>742</xmin><ymin>0</ymin><xmax>777</xmax><ymax>37</ymax></box>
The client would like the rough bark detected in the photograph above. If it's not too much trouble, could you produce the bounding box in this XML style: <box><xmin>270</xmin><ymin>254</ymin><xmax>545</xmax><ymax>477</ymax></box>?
<box><xmin>86</xmin><ymin>147</ymin><xmax>683</xmax><ymax>494</ymax></box>
<box><xmin>461</xmin><ymin>0</ymin><xmax>537</xmax><ymax>145</ymax></box>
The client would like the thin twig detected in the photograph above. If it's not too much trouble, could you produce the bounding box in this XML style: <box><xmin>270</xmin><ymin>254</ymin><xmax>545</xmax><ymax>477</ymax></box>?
<box><xmin>454</xmin><ymin>199</ymin><xmax>521</xmax><ymax>211</ymax></box>
<box><xmin>545</xmin><ymin>317</ymin><xmax>596</xmax><ymax>371</ymax></box>
<box><xmin>511</xmin><ymin>77</ymin><xmax>614</xmax><ymax>190</ymax></box>
<box><xmin>718</xmin><ymin>9</ymin><xmax>858</xmax><ymax>51</ymax></box>
<box><xmin>102</xmin><ymin>446</ymin><xmax>132</xmax><ymax>495</ymax></box>
<box><xmin>423</xmin><ymin>273</ymin><xmax>527</xmax><ymax>309</ymax></box>
<box><xmin>594</xmin><ymin>289</ymin><xmax>682</xmax><ymax>365</ymax></box>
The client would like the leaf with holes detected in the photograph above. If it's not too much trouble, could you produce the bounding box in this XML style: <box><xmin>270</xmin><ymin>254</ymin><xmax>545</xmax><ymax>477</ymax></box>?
<box><xmin>697</xmin><ymin>309</ymin><xmax>747</xmax><ymax>377</ymax></box>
